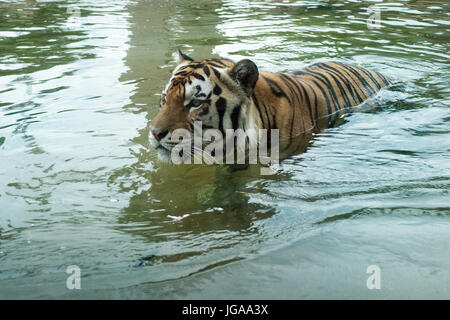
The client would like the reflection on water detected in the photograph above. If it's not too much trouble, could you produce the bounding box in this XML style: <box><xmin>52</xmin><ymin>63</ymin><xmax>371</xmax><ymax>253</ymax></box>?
<box><xmin>0</xmin><ymin>0</ymin><xmax>449</xmax><ymax>298</ymax></box>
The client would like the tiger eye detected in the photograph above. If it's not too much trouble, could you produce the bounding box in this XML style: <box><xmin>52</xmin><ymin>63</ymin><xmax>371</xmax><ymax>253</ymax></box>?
<box><xmin>191</xmin><ymin>99</ymin><xmax>203</xmax><ymax>107</ymax></box>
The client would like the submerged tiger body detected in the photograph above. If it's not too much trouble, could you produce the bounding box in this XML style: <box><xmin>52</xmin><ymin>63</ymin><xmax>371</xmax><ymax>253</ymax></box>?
<box><xmin>150</xmin><ymin>51</ymin><xmax>390</xmax><ymax>161</ymax></box>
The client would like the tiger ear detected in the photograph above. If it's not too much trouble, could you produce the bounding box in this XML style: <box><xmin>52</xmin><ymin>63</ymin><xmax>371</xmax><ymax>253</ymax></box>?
<box><xmin>229</xmin><ymin>59</ymin><xmax>259</xmax><ymax>95</ymax></box>
<box><xmin>176</xmin><ymin>49</ymin><xmax>194</xmax><ymax>64</ymax></box>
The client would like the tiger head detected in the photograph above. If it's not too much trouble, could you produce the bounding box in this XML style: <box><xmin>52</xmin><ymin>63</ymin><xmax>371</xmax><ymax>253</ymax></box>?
<box><xmin>150</xmin><ymin>50</ymin><xmax>259</xmax><ymax>160</ymax></box>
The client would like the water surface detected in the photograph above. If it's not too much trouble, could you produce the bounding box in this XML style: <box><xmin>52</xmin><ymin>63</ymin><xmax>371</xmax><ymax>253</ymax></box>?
<box><xmin>0</xmin><ymin>0</ymin><xmax>449</xmax><ymax>299</ymax></box>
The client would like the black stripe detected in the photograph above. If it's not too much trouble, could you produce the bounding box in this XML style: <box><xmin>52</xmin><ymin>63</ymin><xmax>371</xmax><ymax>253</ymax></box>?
<box><xmin>212</xmin><ymin>67</ymin><xmax>221</xmax><ymax>79</ymax></box>
<box><xmin>252</xmin><ymin>94</ymin><xmax>270</xmax><ymax>129</ymax></box>
<box><xmin>192</xmin><ymin>73</ymin><xmax>205</xmax><ymax>81</ymax></box>
<box><xmin>294</xmin><ymin>78</ymin><xmax>319</xmax><ymax>123</ymax></box>
<box><xmin>210</xmin><ymin>59</ymin><xmax>227</xmax><ymax>66</ymax></box>
<box><xmin>326</xmin><ymin>64</ymin><xmax>367</xmax><ymax>103</ymax></box>
<box><xmin>375</xmin><ymin>71</ymin><xmax>390</xmax><ymax>86</ymax></box>
<box><xmin>203</xmin><ymin>66</ymin><xmax>210</xmax><ymax>77</ymax></box>
<box><xmin>213</xmin><ymin>84</ymin><xmax>222</xmax><ymax>95</ymax></box>
<box><xmin>263</xmin><ymin>76</ymin><xmax>289</xmax><ymax>100</ymax></box>
<box><xmin>340</xmin><ymin>64</ymin><xmax>371</xmax><ymax>98</ymax></box>
<box><xmin>309</xmin><ymin>78</ymin><xmax>333</xmax><ymax>120</ymax></box>
<box><xmin>282</xmin><ymin>74</ymin><xmax>315</xmax><ymax>124</ymax></box>
<box><xmin>336</xmin><ymin>63</ymin><xmax>377</xmax><ymax>97</ymax></box>
<box><xmin>311</xmin><ymin>65</ymin><xmax>352</xmax><ymax>108</ymax></box>
<box><xmin>296</xmin><ymin>79</ymin><xmax>315</xmax><ymax>124</ymax></box>
<box><xmin>262</xmin><ymin>100</ymin><xmax>276</xmax><ymax>129</ymax></box>
<box><xmin>279</xmin><ymin>74</ymin><xmax>299</xmax><ymax>139</ymax></box>
<box><xmin>209</xmin><ymin>62</ymin><xmax>225</xmax><ymax>69</ymax></box>
<box><xmin>360</xmin><ymin>67</ymin><xmax>384</xmax><ymax>91</ymax></box>
<box><xmin>175</xmin><ymin>71</ymin><xmax>188</xmax><ymax>76</ymax></box>
<box><xmin>304</xmin><ymin>69</ymin><xmax>341</xmax><ymax>114</ymax></box>
<box><xmin>314</xmin><ymin>63</ymin><xmax>363</xmax><ymax>104</ymax></box>
<box><xmin>351</xmin><ymin>65</ymin><xmax>382</xmax><ymax>91</ymax></box>
<box><xmin>280</xmin><ymin>74</ymin><xmax>302</xmax><ymax>104</ymax></box>
<box><xmin>190</xmin><ymin>63</ymin><xmax>204</xmax><ymax>69</ymax></box>
<box><xmin>230</xmin><ymin>105</ymin><xmax>241</xmax><ymax>131</ymax></box>
<box><xmin>296</xmin><ymin>70</ymin><xmax>338</xmax><ymax>125</ymax></box>
<box><xmin>216</xmin><ymin>97</ymin><xmax>227</xmax><ymax>134</ymax></box>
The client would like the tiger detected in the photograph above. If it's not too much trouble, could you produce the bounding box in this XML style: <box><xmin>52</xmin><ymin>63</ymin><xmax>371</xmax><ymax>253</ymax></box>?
<box><xmin>150</xmin><ymin>50</ymin><xmax>390</xmax><ymax>163</ymax></box>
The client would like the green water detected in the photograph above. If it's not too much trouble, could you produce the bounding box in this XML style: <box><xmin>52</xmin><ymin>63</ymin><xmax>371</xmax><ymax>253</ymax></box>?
<box><xmin>0</xmin><ymin>0</ymin><xmax>449</xmax><ymax>299</ymax></box>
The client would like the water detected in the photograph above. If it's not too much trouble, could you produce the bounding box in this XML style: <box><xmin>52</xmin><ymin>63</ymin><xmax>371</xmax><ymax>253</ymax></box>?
<box><xmin>0</xmin><ymin>0</ymin><xmax>449</xmax><ymax>299</ymax></box>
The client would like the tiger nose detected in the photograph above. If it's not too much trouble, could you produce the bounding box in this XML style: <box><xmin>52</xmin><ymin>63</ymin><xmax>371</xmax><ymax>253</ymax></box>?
<box><xmin>150</xmin><ymin>127</ymin><xmax>169</xmax><ymax>141</ymax></box>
